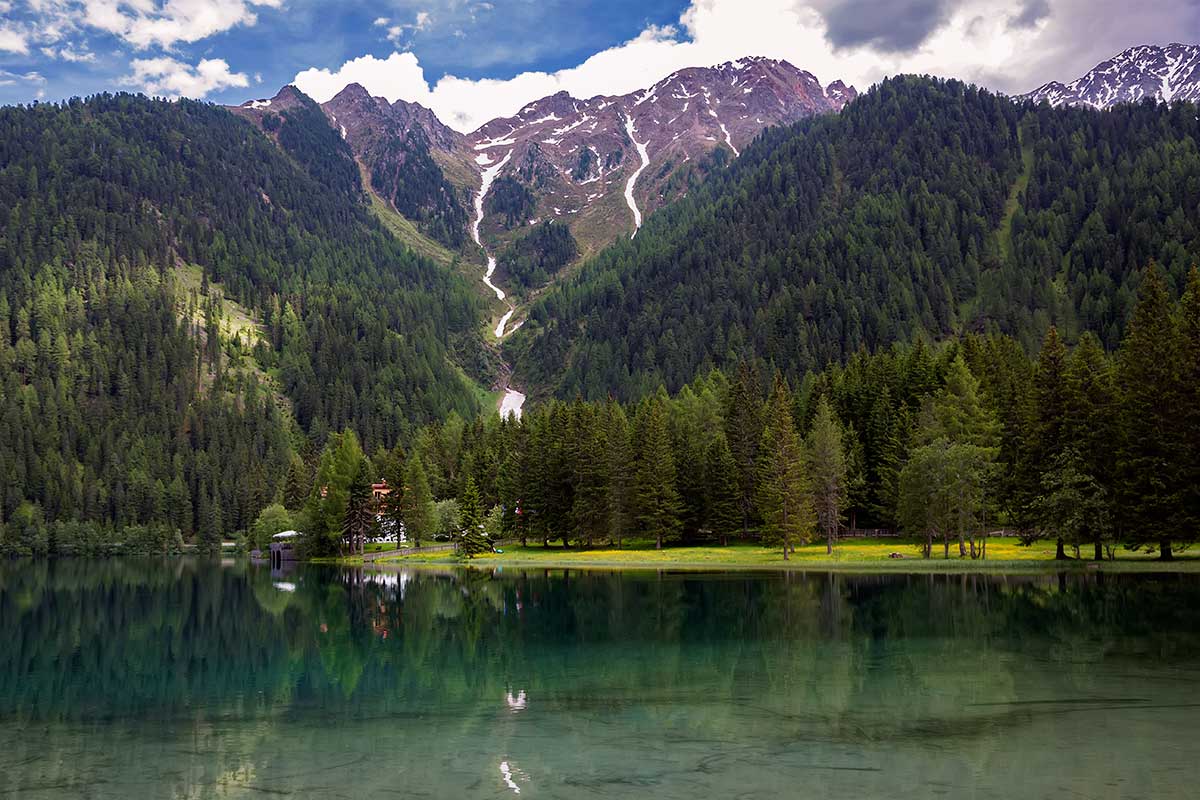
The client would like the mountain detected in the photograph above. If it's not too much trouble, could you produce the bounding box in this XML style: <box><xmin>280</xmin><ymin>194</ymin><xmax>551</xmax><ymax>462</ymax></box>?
<box><xmin>0</xmin><ymin>92</ymin><xmax>488</xmax><ymax>541</ymax></box>
<box><xmin>321</xmin><ymin>84</ymin><xmax>479</xmax><ymax>249</ymax></box>
<box><xmin>509</xmin><ymin>76</ymin><xmax>1200</xmax><ymax>401</ymax></box>
<box><xmin>235</xmin><ymin>84</ymin><xmax>475</xmax><ymax>251</ymax></box>
<box><xmin>466</xmin><ymin>57</ymin><xmax>855</xmax><ymax>257</ymax></box>
<box><xmin>1023</xmin><ymin>43</ymin><xmax>1200</xmax><ymax>108</ymax></box>
<box><xmin>254</xmin><ymin>59</ymin><xmax>854</xmax><ymax>310</ymax></box>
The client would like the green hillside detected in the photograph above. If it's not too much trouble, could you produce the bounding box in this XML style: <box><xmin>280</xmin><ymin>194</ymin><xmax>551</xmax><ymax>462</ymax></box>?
<box><xmin>0</xmin><ymin>92</ymin><xmax>486</xmax><ymax>540</ymax></box>
<box><xmin>510</xmin><ymin>77</ymin><xmax>1200</xmax><ymax>401</ymax></box>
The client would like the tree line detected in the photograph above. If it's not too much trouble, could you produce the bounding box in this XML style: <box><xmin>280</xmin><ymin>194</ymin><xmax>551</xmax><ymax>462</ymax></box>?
<box><xmin>236</xmin><ymin>265</ymin><xmax>1199</xmax><ymax>561</ymax></box>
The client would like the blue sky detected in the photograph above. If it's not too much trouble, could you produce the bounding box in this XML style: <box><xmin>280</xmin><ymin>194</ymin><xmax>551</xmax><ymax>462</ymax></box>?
<box><xmin>2</xmin><ymin>1</ymin><xmax>1198</xmax><ymax>132</ymax></box>
<box><xmin>0</xmin><ymin>0</ymin><xmax>689</xmax><ymax>107</ymax></box>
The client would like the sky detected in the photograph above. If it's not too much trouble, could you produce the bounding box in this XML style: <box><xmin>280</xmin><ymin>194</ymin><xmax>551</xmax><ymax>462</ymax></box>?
<box><xmin>1</xmin><ymin>0</ymin><xmax>1198</xmax><ymax>132</ymax></box>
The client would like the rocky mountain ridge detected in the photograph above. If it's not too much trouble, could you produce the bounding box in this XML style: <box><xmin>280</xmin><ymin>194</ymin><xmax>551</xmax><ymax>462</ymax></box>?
<box><xmin>232</xmin><ymin>57</ymin><xmax>856</xmax><ymax>265</ymax></box>
<box><xmin>464</xmin><ymin>57</ymin><xmax>855</xmax><ymax>252</ymax></box>
<box><xmin>1023</xmin><ymin>43</ymin><xmax>1200</xmax><ymax>108</ymax></box>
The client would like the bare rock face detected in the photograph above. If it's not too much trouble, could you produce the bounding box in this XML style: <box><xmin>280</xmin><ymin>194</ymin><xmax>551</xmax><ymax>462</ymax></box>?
<box><xmin>229</xmin><ymin>84</ymin><xmax>313</xmax><ymax>128</ymax></box>
<box><xmin>323</xmin><ymin>83</ymin><xmax>465</xmax><ymax>156</ymax></box>
<box><xmin>464</xmin><ymin>57</ymin><xmax>855</xmax><ymax>253</ymax></box>
<box><xmin>1023</xmin><ymin>43</ymin><xmax>1200</xmax><ymax>108</ymax></box>
<box><xmin>319</xmin><ymin>84</ymin><xmax>478</xmax><ymax>248</ymax></box>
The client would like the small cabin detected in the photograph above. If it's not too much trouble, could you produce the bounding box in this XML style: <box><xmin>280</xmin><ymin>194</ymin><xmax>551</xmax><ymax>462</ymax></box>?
<box><xmin>269</xmin><ymin>530</ymin><xmax>302</xmax><ymax>569</ymax></box>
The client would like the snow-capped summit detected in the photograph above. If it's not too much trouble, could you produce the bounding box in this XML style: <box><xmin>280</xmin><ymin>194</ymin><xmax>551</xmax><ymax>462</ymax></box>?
<box><xmin>1023</xmin><ymin>43</ymin><xmax>1200</xmax><ymax>108</ymax></box>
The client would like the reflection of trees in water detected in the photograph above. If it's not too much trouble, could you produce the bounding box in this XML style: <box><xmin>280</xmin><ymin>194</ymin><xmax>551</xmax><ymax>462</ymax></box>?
<box><xmin>2</xmin><ymin>563</ymin><xmax>1200</xmax><ymax>796</ymax></box>
<box><xmin>4</xmin><ymin>564</ymin><xmax>1200</xmax><ymax>719</ymax></box>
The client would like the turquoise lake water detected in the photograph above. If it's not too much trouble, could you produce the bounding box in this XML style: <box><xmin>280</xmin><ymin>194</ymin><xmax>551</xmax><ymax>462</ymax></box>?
<box><xmin>1</xmin><ymin>560</ymin><xmax>1198</xmax><ymax>798</ymax></box>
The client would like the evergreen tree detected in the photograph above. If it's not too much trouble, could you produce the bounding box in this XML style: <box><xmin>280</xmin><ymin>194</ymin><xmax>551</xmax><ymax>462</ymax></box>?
<box><xmin>1030</xmin><ymin>449</ymin><xmax>1112</xmax><ymax>560</ymax></box>
<box><xmin>725</xmin><ymin>362</ymin><xmax>763</xmax><ymax>538</ymax></box>
<box><xmin>1177</xmin><ymin>267</ymin><xmax>1200</xmax><ymax>539</ymax></box>
<box><xmin>282</xmin><ymin>457</ymin><xmax>311</xmax><ymax>513</ymax></box>
<box><xmin>374</xmin><ymin>443</ymin><xmax>407</xmax><ymax>544</ymax></box>
<box><xmin>919</xmin><ymin>355</ymin><xmax>1001</xmax><ymax>556</ymax></box>
<box><xmin>1064</xmin><ymin>332</ymin><xmax>1118</xmax><ymax>560</ymax></box>
<box><xmin>306</xmin><ymin>430</ymin><xmax>366</xmax><ymax>556</ymax></box>
<box><xmin>342</xmin><ymin>459</ymin><xmax>374</xmax><ymax>557</ymax></box>
<box><xmin>898</xmin><ymin>440</ymin><xmax>955</xmax><ymax>559</ymax></box>
<box><xmin>755</xmin><ymin>375</ymin><xmax>811</xmax><ymax>559</ymax></box>
<box><xmin>570</xmin><ymin>404</ymin><xmax>609</xmax><ymax>546</ymax></box>
<box><xmin>1028</xmin><ymin>327</ymin><xmax>1073</xmax><ymax>558</ymax></box>
<box><xmin>703</xmin><ymin>435</ymin><xmax>741</xmax><ymax>545</ymax></box>
<box><xmin>458</xmin><ymin>475</ymin><xmax>490</xmax><ymax>558</ymax></box>
<box><xmin>604</xmin><ymin>401</ymin><xmax>633</xmax><ymax>547</ymax></box>
<box><xmin>633</xmin><ymin>395</ymin><xmax>683</xmax><ymax>549</ymax></box>
<box><xmin>1116</xmin><ymin>268</ymin><xmax>1184</xmax><ymax>559</ymax></box>
<box><xmin>400</xmin><ymin>455</ymin><xmax>435</xmax><ymax>548</ymax></box>
<box><xmin>807</xmin><ymin>396</ymin><xmax>847</xmax><ymax>555</ymax></box>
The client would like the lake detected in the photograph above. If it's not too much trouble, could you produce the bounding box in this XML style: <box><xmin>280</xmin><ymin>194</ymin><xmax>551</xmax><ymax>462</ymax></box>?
<box><xmin>1</xmin><ymin>561</ymin><xmax>1198</xmax><ymax>798</ymax></box>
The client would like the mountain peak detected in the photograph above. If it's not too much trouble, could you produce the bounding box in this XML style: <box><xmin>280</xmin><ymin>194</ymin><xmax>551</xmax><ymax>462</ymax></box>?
<box><xmin>464</xmin><ymin>56</ymin><xmax>854</xmax><ymax>251</ymax></box>
<box><xmin>1023</xmin><ymin>43</ymin><xmax>1200</xmax><ymax>108</ymax></box>
<box><xmin>330</xmin><ymin>82</ymin><xmax>377</xmax><ymax>104</ymax></box>
<box><xmin>237</xmin><ymin>84</ymin><xmax>312</xmax><ymax>113</ymax></box>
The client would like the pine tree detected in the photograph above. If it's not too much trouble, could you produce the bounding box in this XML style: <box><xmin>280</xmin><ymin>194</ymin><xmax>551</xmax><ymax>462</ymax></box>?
<box><xmin>570</xmin><ymin>404</ymin><xmax>609</xmax><ymax>546</ymax></box>
<box><xmin>807</xmin><ymin>396</ymin><xmax>847</xmax><ymax>555</ymax></box>
<box><xmin>920</xmin><ymin>354</ymin><xmax>1001</xmax><ymax>556</ymax></box>
<box><xmin>703</xmin><ymin>435</ymin><xmax>741</xmax><ymax>545</ymax></box>
<box><xmin>1064</xmin><ymin>332</ymin><xmax>1117</xmax><ymax>559</ymax></box>
<box><xmin>400</xmin><ymin>455</ymin><xmax>434</xmax><ymax>548</ymax></box>
<box><xmin>342</xmin><ymin>459</ymin><xmax>374</xmax><ymax>557</ymax></box>
<box><xmin>1116</xmin><ymin>267</ymin><xmax>1184</xmax><ymax>559</ymax></box>
<box><xmin>306</xmin><ymin>430</ymin><xmax>366</xmax><ymax>556</ymax></box>
<box><xmin>282</xmin><ymin>456</ymin><xmax>310</xmax><ymax>512</ymax></box>
<box><xmin>458</xmin><ymin>475</ymin><xmax>490</xmax><ymax>557</ymax></box>
<box><xmin>1177</xmin><ymin>267</ymin><xmax>1200</xmax><ymax>541</ymax></box>
<box><xmin>1030</xmin><ymin>327</ymin><xmax>1073</xmax><ymax>558</ymax></box>
<box><xmin>865</xmin><ymin>388</ymin><xmax>903</xmax><ymax>528</ymax></box>
<box><xmin>375</xmin><ymin>443</ymin><xmax>407</xmax><ymax>544</ymax></box>
<box><xmin>898</xmin><ymin>440</ymin><xmax>954</xmax><ymax>559</ymax></box>
<box><xmin>756</xmin><ymin>375</ymin><xmax>811</xmax><ymax>559</ymax></box>
<box><xmin>604</xmin><ymin>400</ymin><xmax>633</xmax><ymax>547</ymax></box>
<box><xmin>633</xmin><ymin>395</ymin><xmax>682</xmax><ymax>549</ymax></box>
<box><xmin>725</xmin><ymin>362</ymin><xmax>763</xmax><ymax>538</ymax></box>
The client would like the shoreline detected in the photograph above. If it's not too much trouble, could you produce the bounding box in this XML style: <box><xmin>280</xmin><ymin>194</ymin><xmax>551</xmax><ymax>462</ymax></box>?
<box><xmin>360</xmin><ymin>556</ymin><xmax>1200</xmax><ymax>574</ymax></box>
<box><xmin>310</xmin><ymin>537</ymin><xmax>1200</xmax><ymax>574</ymax></box>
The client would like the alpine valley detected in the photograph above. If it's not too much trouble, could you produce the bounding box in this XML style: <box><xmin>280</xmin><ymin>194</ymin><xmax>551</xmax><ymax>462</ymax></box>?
<box><xmin>2</xmin><ymin>43</ymin><xmax>1200</xmax><ymax>553</ymax></box>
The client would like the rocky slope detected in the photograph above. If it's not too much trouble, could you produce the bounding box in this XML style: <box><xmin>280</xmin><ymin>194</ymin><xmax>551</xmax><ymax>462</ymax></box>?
<box><xmin>232</xmin><ymin>59</ymin><xmax>854</xmax><ymax>341</ymax></box>
<box><xmin>1023</xmin><ymin>43</ymin><xmax>1200</xmax><ymax>108</ymax></box>
<box><xmin>466</xmin><ymin>57</ymin><xmax>854</xmax><ymax>254</ymax></box>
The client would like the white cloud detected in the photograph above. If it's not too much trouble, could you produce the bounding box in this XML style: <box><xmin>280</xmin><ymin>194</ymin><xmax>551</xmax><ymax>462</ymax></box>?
<box><xmin>0</xmin><ymin>24</ymin><xmax>29</xmax><ymax>54</ymax></box>
<box><xmin>374</xmin><ymin>9</ymin><xmax>432</xmax><ymax>44</ymax></box>
<box><xmin>293</xmin><ymin>0</ymin><xmax>1199</xmax><ymax>133</ymax></box>
<box><xmin>21</xmin><ymin>0</ymin><xmax>285</xmax><ymax>51</ymax></box>
<box><xmin>40</xmin><ymin>44</ymin><xmax>96</xmax><ymax>62</ymax></box>
<box><xmin>0</xmin><ymin>68</ymin><xmax>44</xmax><ymax>87</ymax></box>
<box><xmin>127</xmin><ymin>56</ymin><xmax>249</xmax><ymax>98</ymax></box>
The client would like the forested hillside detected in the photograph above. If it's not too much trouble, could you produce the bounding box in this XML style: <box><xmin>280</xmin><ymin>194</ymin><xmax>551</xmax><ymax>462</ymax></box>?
<box><xmin>0</xmin><ymin>93</ymin><xmax>485</xmax><ymax>542</ymax></box>
<box><xmin>510</xmin><ymin>76</ymin><xmax>1200</xmax><ymax>400</ymax></box>
<box><xmin>251</xmin><ymin>265</ymin><xmax>1200</xmax><ymax>564</ymax></box>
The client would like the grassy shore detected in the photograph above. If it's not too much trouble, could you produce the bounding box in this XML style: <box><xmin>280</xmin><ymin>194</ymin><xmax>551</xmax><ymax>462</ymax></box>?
<box><xmin>351</xmin><ymin>536</ymin><xmax>1200</xmax><ymax>573</ymax></box>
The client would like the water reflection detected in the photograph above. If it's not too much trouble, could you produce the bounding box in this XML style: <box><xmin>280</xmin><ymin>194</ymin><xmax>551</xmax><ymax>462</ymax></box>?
<box><xmin>1</xmin><ymin>561</ymin><xmax>1198</xmax><ymax>798</ymax></box>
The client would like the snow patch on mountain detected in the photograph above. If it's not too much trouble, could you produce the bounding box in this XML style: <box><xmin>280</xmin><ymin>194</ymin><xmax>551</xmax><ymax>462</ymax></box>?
<box><xmin>623</xmin><ymin>115</ymin><xmax>650</xmax><ymax>237</ymax></box>
<box><xmin>1023</xmin><ymin>43</ymin><xmax>1200</xmax><ymax>109</ymax></box>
